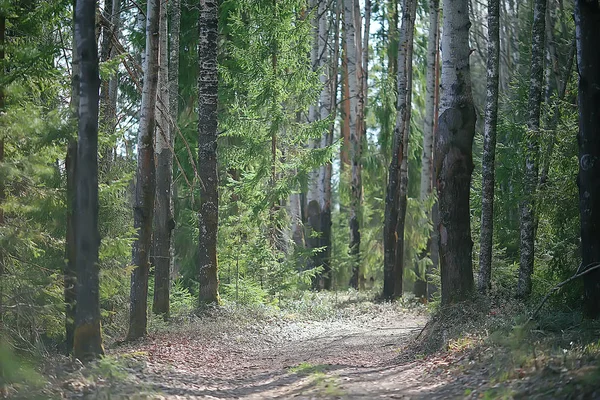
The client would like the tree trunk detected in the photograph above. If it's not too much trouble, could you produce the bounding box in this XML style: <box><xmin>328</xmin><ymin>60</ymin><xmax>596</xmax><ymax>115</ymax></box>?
<box><xmin>128</xmin><ymin>0</ymin><xmax>160</xmax><ymax>341</ymax></box>
<box><xmin>344</xmin><ymin>0</ymin><xmax>362</xmax><ymax>289</ymax></box>
<box><xmin>575</xmin><ymin>0</ymin><xmax>600</xmax><ymax>318</ymax></box>
<box><xmin>477</xmin><ymin>0</ymin><xmax>500</xmax><ymax>294</ymax></box>
<box><xmin>73</xmin><ymin>0</ymin><xmax>104</xmax><ymax>359</ymax></box>
<box><xmin>152</xmin><ymin>0</ymin><xmax>172</xmax><ymax>317</ymax></box>
<box><xmin>435</xmin><ymin>0</ymin><xmax>476</xmax><ymax>306</ymax></box>
<box><xmin>414</xmin><ymin>0</ymin><xmax>439</xmax><ymax>301</ymax></box>
<box><xmin>383</xmin><ymin>0</ymin><xmax>416</xmax><ymax>299</ymax></box>
<box><xmin>197</xmin><ymin>0</ymin><xmax>219</xmax><ymax>305</ymax></box>
<box><xmin>64</xmin><ymin>1</ymin><xmax>78</xmax><ymax>354</ymax></box>
<box><xmin>394</xmin><ymin>0</ymin><xmax>416</xmax><ymax>299</ymax></box>
<box><xmin>517</xmin><ymin>0</ymin><xmax>547</xmax><ymax>299</ymax></box>
<box><xmin>306</xmin><ymin>0</ymin><xmax>334</xmax><ymax>289</ymax></box>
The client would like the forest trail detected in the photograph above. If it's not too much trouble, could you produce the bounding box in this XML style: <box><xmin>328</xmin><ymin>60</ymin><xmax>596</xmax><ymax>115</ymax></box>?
<box><xmin>70</xmin><ymin>301</ymin><xmax>472</xmax><ymax>399</ymax></box>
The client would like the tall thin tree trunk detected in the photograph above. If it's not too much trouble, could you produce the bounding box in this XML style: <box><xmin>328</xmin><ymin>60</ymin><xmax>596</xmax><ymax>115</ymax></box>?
<box><xmin>517</xmin><ymin>0</ymin><xmax>547</xmax><ymax>299</ymax></box>
<box><xmin>128</xmin><ymin>0</ymin><xmax>160</xmax><ymax>340</ymax></box>
<box><xmin>414</xmin><ymin>0</ymin><xmax>439</xmax><ymax>300</ymax></box>
<box><xmin>575</xmin><ymin>0</ymin><xmax>600</xmax><ymax>318</ymax></box>
<box><xmin>307</xmin><ymin>0</ymin><xmax>334</xmax><ymax>289</ymax></box>
<box><xmin>197</xmin><ymin>0</ymin><xmax>219</xmax><ymax>305</ymax></box>
<box><xmin>435</xmin><ymin>0</ymin><xmax>476</xmax><ymax>305</ymax></box>
<box><xmin>340</xmin><ymin>31</ymin><xmax>351</xmax><ymax>169</ymax></box>
<box><xmin>64</xmin><ymin>1</ymin><xmax>79</xmax><ymax>354</ymax></box>
<box><xmin>321</xmin><ymin>3</ymin><xmax>341</xmax><ymax>290</ymax></box>
<box><xmin>73</xmin><ymin>0</ymin><xmax>104</xmax><ymax>359</ymax></box>
<box><xmin>394</xmin><ymin>0</ymin><xmax>417</xmax><ymax>299</ymax></box>
<box><xmin>383</xmin><ymin>0</ymin><xmax>416</xmax><ymax>299</ymax></box>
<box><xmin>428</xmin><ymin>23</ymin><xmax>441</xmax><ymax>301</ymax></box>
<box><xmin>478</xmin><ymin>0</ymin><xmax>500</xmax><ymax>294</ymax></box>
<box><xmin>344</xmin><ymin>0</ymin><xmax>362</xmax><ymax>289</ymax></box>
<box><xmin>153</xmin><ymin>0</ymin><xmax>172</xmax><ymax>316</ymax></box>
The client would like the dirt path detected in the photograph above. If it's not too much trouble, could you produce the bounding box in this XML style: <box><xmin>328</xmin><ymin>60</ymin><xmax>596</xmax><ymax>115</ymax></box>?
<box><xmin>103</xmin><ymin>307</ymin><xmax>462</xmax><ymax>399</ymax></box>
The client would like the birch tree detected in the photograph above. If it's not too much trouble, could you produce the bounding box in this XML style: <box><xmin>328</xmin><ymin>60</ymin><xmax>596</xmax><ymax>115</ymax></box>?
<box><xmin>575</xmin><ymin>0</ymin><xmax>600</xmax><ymax>318</ymax></box>
<box><xmin>128</xmin><ymin>0</ymin><xmax>160</xmax><ymax>340</ymax></box>
<box><xmin>517</xmin><ymin>0</ymin><xmax>547</xmax><ymax>299</ymax></box>
<box><xmin>197</xmin><ymin>0</ymin><xmax>219</xmax><ymax>304</ymax></box>
<box><xmin>73</xmin><ymin>0</ymin><xmax>104</xmax><ymax>359</ymax></box>
<box><xmin>435</xmin><ymin>0</ymin><xmax>476</xmax><ymax>305</ymax></box>
<box><xmin>478</xmin><ymin>0</ymin><xmax>500</xmax><ymax>294</ymax></box>
<box><xmin>343</xmin><ymin>0</ymin><xmax>362</xmax><ymax>289</ymax></box>
<box><xmin>306</xmin><ymin>0</ymin><xmax>332</xmax><ymax>289</ymax></box>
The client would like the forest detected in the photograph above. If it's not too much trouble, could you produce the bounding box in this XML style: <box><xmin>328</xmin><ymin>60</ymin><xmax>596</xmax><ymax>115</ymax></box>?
<box><xmin>1</xmin><ymin>0</ymin><xmax>600</xmax><ymax>398</ymax></box>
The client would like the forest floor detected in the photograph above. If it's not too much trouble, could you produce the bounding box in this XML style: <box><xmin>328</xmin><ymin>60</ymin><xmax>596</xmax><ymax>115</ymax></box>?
<box><xmin>12</xmin><ymin>291</ymin><xmax>600</xmax><ymax>399</ymax></box>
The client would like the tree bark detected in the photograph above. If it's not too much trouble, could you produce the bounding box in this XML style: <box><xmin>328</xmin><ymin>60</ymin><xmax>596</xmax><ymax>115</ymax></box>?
<box><xmin>344</xmin><ymin>0</ymin><xmax>362</xmax><ymax>289</ymax></box>
<box><xmin>394</xmin><ymin>0</ymin><xmax>416</xmax><ymax>299</ymax></box>
<box><xmin>435</xmin><ymin>0</ymin><xmax>476</xmax><ymax>306</ymax></box>
<box><xmin>517</xmin><ymin>0</ymin><xmax>547</xmax><ymax>299</ymax></box>
<box><xmin>306</xmin><ymin>0</ymin><xmax>334</xmax><ymax>289</ymax></box>
<box><xmin>575</xmin><ymin>0</ymin><xmax>600</xmax><ymax>318</ymax></box>
<box><xmin>197</xmin><ymin>0</ymin><xmax>219</xmax><ymax>305</ymax></box>
<box><xmin>64</xmin><ymin>1</ymin><xmax>79</xmax><ymax>354</ymax></box>
<box><xmin>414</xmin><ymin>0</ymin><xmax>439</xmax><ymax>301</ymax></box>
<box><xmin>152</xmin><ymin>0</ymin><xmax>172</xmax><ymax>317</ymax></box>
<box><xmin>73</xmin><ymin>0</ymin><xmax>104</xmax><ymax>359</ymax></box>
<box><xmin>477</xmin><ymin>0</ymin><xmax>500</xmax><ymax>294</ymax></box>
<box><xmin>128</xmin><ymin>0</ymin><xmax>160</xmax><ymax>340</ymax></box>
<box><xmin>383</xmin><ymin>0</ymin><xmax>416</xmax><ymax>299</ymax></box>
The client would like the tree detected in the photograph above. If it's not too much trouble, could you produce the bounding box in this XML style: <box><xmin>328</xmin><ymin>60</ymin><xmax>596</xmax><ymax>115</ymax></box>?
<box><xmin>64</xmin><ymin>0</ymin><xmax>78</xmax><ymax>353</ymax></box>
<box><xmin>435</xmin><ymin>0</ymin><xmax>476</xmax><ymax>305</ymax></box>
<box><xmin>343</xmin><ymin>0</ymin><xmax>362</xmax><ymax>289</ymax></box>
<box><xmin>128</xmin><ymin>0</ymin><xmax>160</xmax><ymax>340</ymax></box>
<box><xmin>197</xmin><ymin>0</ymin><xmax>219</xmax><ymax>305</ymax></box>
<box><xmin>73</xmin><ymin>0</ymin><xmax>104</xmax><ymax>359</ymax></box>
<box><xmin>415</xmin><ymin>0</ymin><xmax>439</xmax><ymax>300</ymax></box>
<box><xmin>153</xmin><ymin>0</ymin><xmax>173</xmax><ymax>317</ymax></box>
<box><xmin>575</xmin><ymin>0</ymin><xmax>600</xmax><ymax>318</ymax></box>
<box><xmin>478</xmin><ymin>0</ymin><xmax>500</xmax><ymax>294</ymax></box>
<box><xmin>383</xmin><ymin>0</ymin><xmax>416</xmax><ymax>299</ymax></box>
<box><xmin>517</xmin><ymin>0</ymin><xmax>547</xmax><ymax>299</ymax></box>
<box><xmin>306</xmin><ymin>0</ymin><xmax>335</xmax><ymax>289</ymax></box>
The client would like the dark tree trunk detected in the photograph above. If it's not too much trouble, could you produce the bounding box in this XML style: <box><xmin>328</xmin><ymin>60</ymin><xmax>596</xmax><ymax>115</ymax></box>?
<box><xmin>152</xmin><ymin>0</ymin><xmax>173</xmax><ymax>317</ymax></box>
<box><xmin>128</xmin><ymin>0</ymin><xmax>160</xmax><ymax>341</ymax></box>
<box><xmin>64</xmin><ymin>1</ymin><xmax>79</xmax><ymax>354</ymax></box>
<box><xmin>478</xmin><ymin>0</ymin><xmax>500</xmax><ymax>294</ymax></box>
<box><xmin>517</xmin><ymin>0</ymin><xmax>547</xmax><ymax>299</ymax></box>
<box><xmin>65</xmin><ymin>140</ymin><xmax>77</xmax><ymax>353</ymax></box>
<box><xmin>197</xmin><ymin>0</ymin><xmax>219</xmax><ymax>305</ymax></box>
<box><xmin>575</xmin><ymin>0</ymin><xmax>600</xmax><ymax>318</ymax></box>
<box><xmin>73</xmin><ymin>0</ymin><xmax>104</xmax><ymax>360</ymax></box>
<box><xmin>435</xmin><ymin>0</ymin><xmax>476</xmax><ymax>306</ymax></box>
<box><xmin>383</xmin><ymin>0</ymin><xmax>416</xmax><ymax>299</ymax></box>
